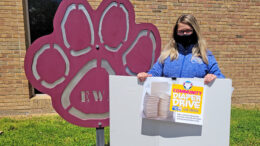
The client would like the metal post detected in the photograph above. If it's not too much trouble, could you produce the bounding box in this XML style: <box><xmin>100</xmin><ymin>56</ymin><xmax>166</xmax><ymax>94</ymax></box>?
<box><xmin>96</xmin><ymin>124</ymin><xmax>105</xmax><ymax>146</ymax></box>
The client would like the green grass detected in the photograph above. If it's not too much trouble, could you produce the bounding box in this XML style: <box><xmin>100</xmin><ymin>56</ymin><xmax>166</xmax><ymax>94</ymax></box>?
<box><xmin>0</xmin><ymin>115</ymin><xmax>109</xmax><ymax>146</ymax></box>
<box><xmin>0</xmin><ymin>108</ymin><xmax>259</xmax><ymax>146</ymax></box>
<box><xmin>230</xmin><ymin>108</ymin><xmax>260</xmax><ymax>146</ymax></box>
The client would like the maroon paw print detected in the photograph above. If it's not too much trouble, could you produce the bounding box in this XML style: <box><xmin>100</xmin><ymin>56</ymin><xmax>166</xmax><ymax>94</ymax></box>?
<box><xmin>24</xmin><ymin>0</ymin><xmax>161</xmax><ymax>127</ymax></box>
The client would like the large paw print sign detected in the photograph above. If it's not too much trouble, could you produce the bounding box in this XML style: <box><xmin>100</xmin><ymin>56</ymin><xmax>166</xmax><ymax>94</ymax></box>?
<box><xmin>24</xmin><ymin>0</ymin><xmax>161</xmax><ymax>127</ymax></box>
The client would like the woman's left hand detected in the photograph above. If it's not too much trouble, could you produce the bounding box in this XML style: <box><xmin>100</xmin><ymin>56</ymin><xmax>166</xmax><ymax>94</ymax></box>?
<box><xmin>204</xmin><ymin>74</ymin><xmax>216</xmax><ymax>84</ymax></box>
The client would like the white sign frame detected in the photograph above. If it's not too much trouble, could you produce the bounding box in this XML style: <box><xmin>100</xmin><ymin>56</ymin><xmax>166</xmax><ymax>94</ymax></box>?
<box><xmin>109</xmin><ymin>75</ymin><xmax>233</xmax><ymax>146</ymax></box>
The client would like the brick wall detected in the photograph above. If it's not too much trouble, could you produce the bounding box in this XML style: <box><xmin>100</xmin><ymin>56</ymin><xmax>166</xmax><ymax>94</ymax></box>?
<box><xmin>0</xmin><ymin>0</ymin><xmax>30</xmax><ymax>115</ymax></box>
<box><xmin>0</xmin><ymin>0</ymin><xmax>259</xmax><ymax>116</ymax></box>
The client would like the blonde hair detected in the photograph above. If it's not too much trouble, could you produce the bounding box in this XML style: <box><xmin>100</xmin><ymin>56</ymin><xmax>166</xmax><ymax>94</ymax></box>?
<box><xmin>159</xmin><ymin>14</ymin><xmax>208</xmax><ymax>64</ymax></box>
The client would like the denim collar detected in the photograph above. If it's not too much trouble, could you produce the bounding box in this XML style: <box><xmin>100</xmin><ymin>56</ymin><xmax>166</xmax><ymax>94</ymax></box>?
<box><xmin>177</xmin><ymin>43</ymin><xmax>195</xmax><ymax>55</ymax></box>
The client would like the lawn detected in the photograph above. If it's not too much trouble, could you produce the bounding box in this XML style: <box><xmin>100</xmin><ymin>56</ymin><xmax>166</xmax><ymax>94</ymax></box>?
<box><xmin>230</xmin><ymin>108</ymin><xmax>260</xmax><ymax>146</ymax></box>
<box><xmin>0</xmin><ymin>115</ymin><xmax>110</xmax><ymax>146</ymax></box>
<box><xmin>0</xmin><ymin>108</ymin><xmax>259</xmax><ymax>146</ymax></box>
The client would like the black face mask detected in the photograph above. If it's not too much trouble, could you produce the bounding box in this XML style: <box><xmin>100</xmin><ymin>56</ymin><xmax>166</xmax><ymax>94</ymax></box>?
<box><xmin>174</xmin><ymin>33</ymin><xmax>198</xmax><ymax>47</ymax></box>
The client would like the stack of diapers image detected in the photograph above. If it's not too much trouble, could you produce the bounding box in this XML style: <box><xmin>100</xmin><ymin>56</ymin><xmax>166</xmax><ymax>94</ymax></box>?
<box><xmin>143</xmin><ymin>81</ymin><xmax>173</xmax><ymax>121</ymax></box>
<box><xmin>143</xmin><ymin>94</ymin><xmax>159</xmax><ymax>118</ymax></box>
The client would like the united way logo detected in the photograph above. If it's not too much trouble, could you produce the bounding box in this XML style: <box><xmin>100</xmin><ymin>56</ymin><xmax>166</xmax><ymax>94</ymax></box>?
<box><xmin>24</xmin><ymin>0</ymin><xmax>161</xmax><ymax>127</ymax></box>
<box><xmin>172</xmin><ymin>106</ymin><xmax>182</xmax><ymax>111</ymax></box>
<box><xmin>183</xmin><ymin>81</ymin><xmax>193</xmax><ymax>90</ymax></box>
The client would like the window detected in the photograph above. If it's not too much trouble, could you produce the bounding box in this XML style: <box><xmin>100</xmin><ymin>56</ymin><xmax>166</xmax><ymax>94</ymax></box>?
<box><xmin>24</xmin><ymin>0</ymin><xmax>62</xmax><ymax>95</ymax></box>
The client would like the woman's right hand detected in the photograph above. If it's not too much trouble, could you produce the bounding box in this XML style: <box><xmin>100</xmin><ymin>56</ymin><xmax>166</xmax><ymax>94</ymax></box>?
<box><xmin>137</xmin><ymin>72</ymin><xmax>152</xmax><ymax>82</ymax></box>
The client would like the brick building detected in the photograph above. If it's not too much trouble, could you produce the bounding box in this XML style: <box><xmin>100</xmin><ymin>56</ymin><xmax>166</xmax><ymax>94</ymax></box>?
<box><xmin>0</xmin><ymin>0</ymin><xmax>259</xmax><ymax>116</ymax></box>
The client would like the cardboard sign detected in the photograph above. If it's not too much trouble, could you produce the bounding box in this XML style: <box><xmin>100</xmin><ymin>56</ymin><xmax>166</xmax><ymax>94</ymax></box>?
<box><xmin>110</xmin><ymin>76</ymin><xmax>233</xmax><ymax>146</ymax></box>
<box><xmin>141</xmin><ymin>78</ymin><xmax>205</xmax><ymax>125</ymax></box>
<box><xmin>170</xmin><ymin>79</ymin><xmax>205</xmax><ymax>125</ymax></box>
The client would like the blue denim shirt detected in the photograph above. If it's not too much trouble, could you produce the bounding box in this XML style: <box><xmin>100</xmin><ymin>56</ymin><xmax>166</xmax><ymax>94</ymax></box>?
<box><xmin>148</xmin><ymin>43</ymin><xmax>225</xmax><ymax>78</ymax></box>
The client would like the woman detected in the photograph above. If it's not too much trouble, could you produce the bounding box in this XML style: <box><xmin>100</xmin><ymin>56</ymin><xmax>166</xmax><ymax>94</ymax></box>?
<box><xmin>137</xmin><ymin>14</ymin><xmax>225</xmax><ymax>84</ymax></box>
